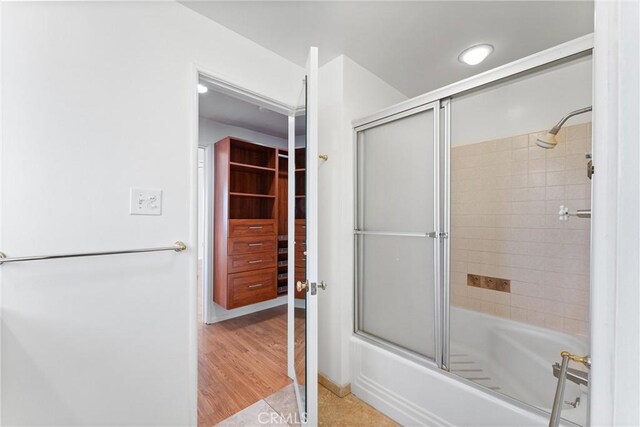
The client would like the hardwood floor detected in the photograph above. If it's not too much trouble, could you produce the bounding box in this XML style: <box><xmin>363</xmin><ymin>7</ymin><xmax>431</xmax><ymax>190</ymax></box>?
<box><xmin>294</xmin><ymin>307</ymin><xmax>306</xmax><ymax>386</ymax></box>
<box><xmin>198</xmin><ymin>305</ymin><xmax>293</xmax><ymax>426</ymax></box>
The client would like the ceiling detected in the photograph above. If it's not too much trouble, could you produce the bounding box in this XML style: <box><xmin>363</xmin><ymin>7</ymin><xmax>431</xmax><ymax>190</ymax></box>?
<box><xmin>199</xmin><ymin>84</ymin><xmax>290</xmax><ymax>138</ymax></box>
<box><xmin>182</xmin><ymin>1</ymin><xmax>594</xmax><ymax>98</ymax></box>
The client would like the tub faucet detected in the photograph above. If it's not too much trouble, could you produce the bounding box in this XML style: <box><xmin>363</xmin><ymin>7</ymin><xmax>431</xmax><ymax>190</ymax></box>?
<box><xmin>549</xmin><ymin>352</ymin><xmax>591</xmax><ymax>427</ymax></box>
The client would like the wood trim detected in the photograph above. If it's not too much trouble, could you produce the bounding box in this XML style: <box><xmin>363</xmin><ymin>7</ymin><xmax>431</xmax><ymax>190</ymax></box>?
<box><xmin>318</xmin><ymin>373</ymin><xmax>351</xmax><ymax>398</ymax></box>
<box><xmin>214</xmin><ymin>138</ymin><xmax>230</xmax><ymax>308</ymax></box>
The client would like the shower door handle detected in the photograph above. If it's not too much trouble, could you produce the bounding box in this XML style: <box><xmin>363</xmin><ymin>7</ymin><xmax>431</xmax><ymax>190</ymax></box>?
<box><xmin>427</xmin><ymin>232</ymin><xmax>448</xmax><ymax>239</ymax></box>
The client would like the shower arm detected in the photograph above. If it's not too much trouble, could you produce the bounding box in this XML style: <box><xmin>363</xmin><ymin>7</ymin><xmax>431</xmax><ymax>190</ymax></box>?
<box><xmin>549</xmin><ymin>106</ymin><xmax>592</xmax><ymax>134</ymax></box>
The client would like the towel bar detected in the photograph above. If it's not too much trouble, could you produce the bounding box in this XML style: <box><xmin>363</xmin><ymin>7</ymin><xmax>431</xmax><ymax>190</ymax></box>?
<box><xmin>0</xmin><ymin>241</ymin><xmax>187</xmax><ymax>265</ymax></box>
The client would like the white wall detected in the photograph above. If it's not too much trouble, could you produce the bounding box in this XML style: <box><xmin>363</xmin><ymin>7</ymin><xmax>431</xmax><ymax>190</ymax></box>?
<box><xmin>199</xmin><ymin>117</ymin><xmax>287</xmax><ymax>148</ymax></box>
<box><xmin>0</xmin><ymin>2</ymin><xmax>303</xmax><ymax>425</ymax></box>
<box><xmin>591</xmin><ymin>1</ymin><xmax>640</xmax><ymax>424</ymax></box>
<box><xmin>317</xmin><ymin>55</ymin><xmax>406</xmax><ymax>387</ymax></box>
<box><xmin>452</xmin><ymin>55</ymin><xmax>592</xmax><ymax>146</ymax></box>
<box><xmin>198</xmin><ymin>148</ymin><xmax>205</xmax><ymax>259</ymax></box>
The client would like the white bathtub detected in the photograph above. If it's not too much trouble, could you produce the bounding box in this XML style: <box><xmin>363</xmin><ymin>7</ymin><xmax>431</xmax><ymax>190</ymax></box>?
<box><xmin>450</xmin><ymin>307</ymin><xmax>589</xmax><ymax>426</ymax></box>
<box><xmin>350</xmin><ymin>307</ymin><xmax>588</xmax><ymax>426</ymax></box>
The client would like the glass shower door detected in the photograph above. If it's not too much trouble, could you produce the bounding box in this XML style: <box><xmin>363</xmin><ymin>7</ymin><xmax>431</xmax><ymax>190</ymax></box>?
<box><xmin>355</xmin><ymin>102</ymin><xmax>442</xmax><ymax>364</ymax></box>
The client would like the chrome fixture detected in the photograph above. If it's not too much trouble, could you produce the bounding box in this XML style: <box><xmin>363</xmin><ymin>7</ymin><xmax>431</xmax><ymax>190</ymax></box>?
<box><xmin>354</xmin><ymin>230</ymin><xmax>431</xmax><ymax>238</ymax></box>
<box><xmin>559</xmin><ymin>205</ymin><xmax>591</xmax><ymax>221</ymax></box>
<box><xmin>564</xmin><ymin>396</ymin><xmax>581</xmax><ymax>409</ymax></box>
<box><xmin>585</xmin><ymin>152</ymin><xmax>595</xmax><ymax>180</ymax></box>
<box><xmin>553</xmin><ymin>363</ymin><xmax>589</xmax><ymax>387</ymax></box>
<box><xmin>0</xmin><ymin>241</ymin><xmax>187</xmax><ymax>265</ymax></box>
<box><xmin>549</xmin><ymin>351</ymin><xmax>591</xmax><ymax>427</ymax></box>
<box><xmin>536</xmin><ymin>106</ymin><xmax>592</xmax><ymax>149</ymax></box>
<box><xmin>296</xmin><ymin>280</ymin><xmax>327</xmax><ymax>295</ymax></box>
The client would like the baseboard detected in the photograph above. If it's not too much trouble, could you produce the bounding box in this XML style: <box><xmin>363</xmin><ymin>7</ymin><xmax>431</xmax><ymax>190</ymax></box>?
<box><xmin>351</xmin><ymin>373</ymin><xmax>453</xmax><ymax>427</ymax></box>
<box><xmin>206</xmin><ymin>296</ymin><xmax>288</xmax><ymax>324</ymax></box>
<box><xmin>318</xmin><ymin>373</ymin><xmax>351</xmax><ymax>398</ymax></box>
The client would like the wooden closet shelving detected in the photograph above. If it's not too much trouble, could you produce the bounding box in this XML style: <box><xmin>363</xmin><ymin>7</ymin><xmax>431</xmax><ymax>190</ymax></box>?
<box><xmin>214</xmin><ymin>137</ymin><xmax>306</xmax><ymax>309</ymax></box>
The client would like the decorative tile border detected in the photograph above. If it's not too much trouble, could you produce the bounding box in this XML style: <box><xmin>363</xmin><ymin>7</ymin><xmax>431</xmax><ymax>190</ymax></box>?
<box><xmin>467</xmin><ymin>274</ymin><xmax>511</xmax><ymax>293</ymax></box>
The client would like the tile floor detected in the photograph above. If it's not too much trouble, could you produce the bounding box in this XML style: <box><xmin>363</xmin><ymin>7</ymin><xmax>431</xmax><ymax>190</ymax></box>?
<box><xmin>216</xmin><ymin>383</ymin><xmax>398</xmax><ymax>426</ymax></box>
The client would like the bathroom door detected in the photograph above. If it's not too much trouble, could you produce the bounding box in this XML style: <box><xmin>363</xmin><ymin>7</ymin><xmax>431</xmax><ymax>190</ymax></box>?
<box><xmin>289</xmin><ymin>47</ymin><xmax>320</xmax><ymax>426</ymax></box>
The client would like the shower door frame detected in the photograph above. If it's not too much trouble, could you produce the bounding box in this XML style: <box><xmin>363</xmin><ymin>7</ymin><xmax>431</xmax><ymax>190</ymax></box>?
<box><xmin>353</xmin><ymin>100</ymin><xmax>444</xmax><ymax>369</ymax></box>
<box><xmin>351</xmin><ymin>33</ymin><xmax>595</xmax><ymax>420</ymax></box>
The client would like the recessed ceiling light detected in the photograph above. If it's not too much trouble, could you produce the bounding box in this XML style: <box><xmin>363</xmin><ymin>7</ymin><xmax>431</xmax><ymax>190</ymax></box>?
<box><xmin>197</xmin><ymin>84</ymin><xmax>208</xmax><ymax>94</ymax></box>
<box><xmin>458</xmin><ymin>44</ymin><xmax>494</xmax><ymax>66</ymax></box>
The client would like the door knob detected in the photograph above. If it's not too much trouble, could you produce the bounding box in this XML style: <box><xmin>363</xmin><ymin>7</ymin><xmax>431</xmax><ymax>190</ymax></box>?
<box><xmin>297</xmin><ymin>280</ymin><xmax>327</xmax><ymax>294</ymax></box>
<box><xmin>296</xmin><ymin>280</ymin><xmax>308</xmax><ymax>292</ymax></box>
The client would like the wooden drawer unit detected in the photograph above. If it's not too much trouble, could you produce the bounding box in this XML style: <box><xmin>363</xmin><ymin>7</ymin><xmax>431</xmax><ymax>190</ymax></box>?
<box><xmin>228</xmin><ymin>268</ymin><xmax>277</xmax><ymax>309</ymax></box>
<box><xmin>228</xmin><ymin>236</ymin><xmax>276</xmax><ymax>255</ymax></box>
<box><xmin>228</xmin><ymin>252</ymin><xmax>277</xmax><ymax>274</ymax></box>
<box><xmin>295</xmin><ymin>220</ymin><xmax>306</xmax><ymax>239</ymax></box>
<box><xmin>229</xmin><ymin>219</ymin><xmax>276</xmax><ymax>237</ymax></box>
<box><xmin>214</xmin><ymin>140</ymin><xmax>305</xmax><ymax>308</ymax></box>
<box><xmin>295</xmin><ymin>243</ymin><xmax>306</xmax><ymax>263</ymax></box>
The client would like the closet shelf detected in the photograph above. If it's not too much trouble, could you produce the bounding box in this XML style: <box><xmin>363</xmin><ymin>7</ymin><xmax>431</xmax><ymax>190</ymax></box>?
<box><xmin>230</xmin><ymin>192</ymin><xmax>276</xmax><ymax>199</ymax></box>
<box><xmin>230</xmin><ymin>162</ymin><xmax>276</xmax><ymax>173</ymax></box>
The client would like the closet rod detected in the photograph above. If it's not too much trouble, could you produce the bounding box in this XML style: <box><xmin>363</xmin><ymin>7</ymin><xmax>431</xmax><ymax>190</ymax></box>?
<box><xmin>0</xmin><ymin>241</ymin><xmax>187</xmax><ymax>265</ymax></box>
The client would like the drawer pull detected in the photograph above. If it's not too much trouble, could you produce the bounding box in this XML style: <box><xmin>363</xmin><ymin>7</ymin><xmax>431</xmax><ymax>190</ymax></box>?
<box><xmin>248</xmin><ymin>283</ymin><xmax>264</xmax><ymax>289</ymax></box>
<box><xmin>248</xmin><ymin>259</ymin><xmax>263</xmax><ymax>264</ymax></box>
<box><xmin>248</xmin><ymin>243</ymin><xmax>263</xmax><ymax>247</ymax></box>
<box><xmin>248</xmin><ymin>226</ymin><xmax>263</xmax><ymax>230</ymax></box>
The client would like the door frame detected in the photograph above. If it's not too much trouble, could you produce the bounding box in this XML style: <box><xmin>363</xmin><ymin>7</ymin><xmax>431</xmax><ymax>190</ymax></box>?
<box><xmin>190</xmin><ymin>63</ymin><xmax>302</xmax><ymax>421</ymax></box>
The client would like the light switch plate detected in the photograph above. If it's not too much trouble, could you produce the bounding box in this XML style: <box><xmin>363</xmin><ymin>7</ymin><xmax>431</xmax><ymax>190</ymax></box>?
<box><xmin>130</xmin><ymin>188</ymin><xmax>162</xmax><ymax>215</ymax></box>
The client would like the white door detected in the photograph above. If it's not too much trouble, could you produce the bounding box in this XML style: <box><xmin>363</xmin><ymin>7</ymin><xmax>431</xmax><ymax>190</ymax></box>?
<box><xmin>289</xmin><ymin>46</ymin><xmax>320</xmax><ymax>426</ymax></box>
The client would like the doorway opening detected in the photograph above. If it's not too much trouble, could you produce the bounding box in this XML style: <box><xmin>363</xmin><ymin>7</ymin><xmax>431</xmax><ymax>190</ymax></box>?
<box><xmin>196</xmin><ymin>73</ymin><xmax>306</xmax><ymax>426</ymax></box>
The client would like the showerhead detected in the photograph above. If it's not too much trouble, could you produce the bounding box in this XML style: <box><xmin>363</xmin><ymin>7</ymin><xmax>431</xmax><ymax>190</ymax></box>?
<box><xmin>536</xmin><ymin>130</ymin><xmax>559</xmax><ymax>149</ymax></box>
<box><xmin>536</xmin><ymin>106</ymin><xmax>592</xmax><ymax>149</ymax></box>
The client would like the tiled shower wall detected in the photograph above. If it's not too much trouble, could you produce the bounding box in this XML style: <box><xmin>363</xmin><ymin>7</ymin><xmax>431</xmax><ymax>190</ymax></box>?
<box><xmin>450</xmin><ymin>123</ymin><xmax>591</xmax><ymax>337</ymax></box>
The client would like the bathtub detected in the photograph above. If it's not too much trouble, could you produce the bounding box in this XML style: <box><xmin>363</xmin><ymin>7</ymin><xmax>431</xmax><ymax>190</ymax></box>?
<box><xmin>350</xmin><ymin>307</ymin><xmax>588</xmax><ymax>426</ymax></box>
<box><xmin>450</xmin><ymin>307</ymin><xmax>588</xmax><ymax>426</ymax></box>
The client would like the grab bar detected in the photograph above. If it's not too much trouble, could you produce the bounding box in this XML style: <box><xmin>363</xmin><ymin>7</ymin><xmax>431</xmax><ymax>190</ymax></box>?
<box><xmin>549</xmin><ymin>351</ymin><xmax>591</xmax><ymax>427</ymax></box>
<box><xmin>0</xmin><ymin>241</ymin><xmax>187</xmax><ymax>265</ymax></box>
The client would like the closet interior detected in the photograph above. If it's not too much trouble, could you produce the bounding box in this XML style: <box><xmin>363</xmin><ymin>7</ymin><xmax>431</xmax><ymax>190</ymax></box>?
<box><xmin>213</xmin><ymin>137</ymin><xmax>306</xmax><ymax>309</ymax></box>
